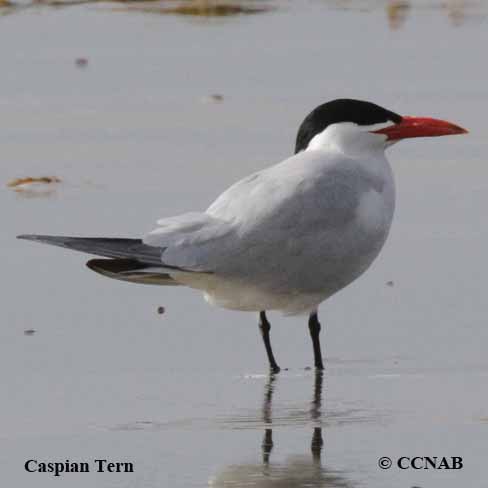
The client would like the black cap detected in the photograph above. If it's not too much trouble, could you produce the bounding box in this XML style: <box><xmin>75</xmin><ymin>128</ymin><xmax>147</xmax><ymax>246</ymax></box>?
<box><xmin>295</xmin><ymin>99</ymin><xmax>402</xmax><ymax>153</ymax></box>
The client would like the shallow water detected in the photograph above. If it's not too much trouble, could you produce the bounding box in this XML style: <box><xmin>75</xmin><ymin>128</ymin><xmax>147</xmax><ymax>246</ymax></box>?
<box><xmin>1</xmin><ymin>1</ymin><xmax>488</xmax><ymax>486</ymax></box>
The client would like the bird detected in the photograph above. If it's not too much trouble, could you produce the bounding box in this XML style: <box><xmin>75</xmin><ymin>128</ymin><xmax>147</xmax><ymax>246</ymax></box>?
<box><xmin>18</xmin><ymin>99</ymin><xmax>467</xmax><ymax>373</ymax></box>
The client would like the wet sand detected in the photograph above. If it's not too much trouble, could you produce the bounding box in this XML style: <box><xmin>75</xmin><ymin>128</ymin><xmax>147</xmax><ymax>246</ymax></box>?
<box><xmin>1</xmin><ymin>1</ymin><xmax>487</xmax><ymax>486</ymax></box>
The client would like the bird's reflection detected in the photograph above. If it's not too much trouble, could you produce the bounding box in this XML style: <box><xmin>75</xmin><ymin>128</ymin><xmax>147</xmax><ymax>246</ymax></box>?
<box><xmin>259</xmin><ymin>372</ymin><xmax>326</xmax><ymax>472</ymax></box>
<box><xmin>210</xmin><ymin>371</ymin><xmax>355</xmax><ymax>487</ymax></box>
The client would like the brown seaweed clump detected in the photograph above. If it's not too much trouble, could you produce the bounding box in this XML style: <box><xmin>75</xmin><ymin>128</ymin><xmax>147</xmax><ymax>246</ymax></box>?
<box><xmin>164</xmin><ymin>2</ymin><xmax>269</xmax><ymax>16</ymax></box>
<box><xmin>7</xmin><ymin>176</ymin><xmax>62</xmax><ymax>189</ymax></box>
<box><xmin>7</xmin><ymin>176</ymin><xmax>62</xmax><ymax>197</ymax></box>
<box><xmin>124</xmin><ymin>0</ymin><xmax>272</xmax><ymax>17</ymax></box>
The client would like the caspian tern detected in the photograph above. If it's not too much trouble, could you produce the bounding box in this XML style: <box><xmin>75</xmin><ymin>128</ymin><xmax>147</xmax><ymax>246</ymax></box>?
<box><xmin>18</xmin><ymin>99</ymin><xmax>467</xmax><ymax>373</ymax></box>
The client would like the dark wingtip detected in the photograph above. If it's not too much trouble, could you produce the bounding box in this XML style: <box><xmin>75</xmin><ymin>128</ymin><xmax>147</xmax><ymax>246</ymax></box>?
<box><xmin>86</xmin><ymin>258</ymin><xmax>112</xmax><ymax>275</ymax></box>
<box><xmin>16</xmin><ymin>234</ymin><xmax>70</xmax><ymax>246</ymax></box>
<box><xmin>17</xmin><ymin>234</ymin><xmax>39</xmax><ymax>241</ymax></box>
<box><xmin>17</xmin><ymin>234</ymin><xmax>62</xmax><ymax>243</ymax></box>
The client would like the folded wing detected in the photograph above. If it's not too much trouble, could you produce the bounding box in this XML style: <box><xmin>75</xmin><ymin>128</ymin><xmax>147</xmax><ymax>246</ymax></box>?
<box><xmin>143</xmin><ymin>212</ymin><xmax>233</xmax><ymax>272</ymax></box>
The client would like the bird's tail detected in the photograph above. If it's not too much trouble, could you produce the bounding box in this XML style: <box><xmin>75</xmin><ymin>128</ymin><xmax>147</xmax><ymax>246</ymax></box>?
<box><xmin>17</xmin><ymin>234</ymin><xmax>184</xmax><ymax>286</ymax></box>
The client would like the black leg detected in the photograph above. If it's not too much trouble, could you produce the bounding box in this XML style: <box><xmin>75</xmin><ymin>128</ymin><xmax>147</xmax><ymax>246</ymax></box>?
<box><xmin>259</xmin><ymin>311</ymin><xmax>280</xmax><ymax>373</ymax></box>
<box><xmin>308</xmin><ymin>312</ymin><xmax>324</xmax><ymax>370</ymax></box>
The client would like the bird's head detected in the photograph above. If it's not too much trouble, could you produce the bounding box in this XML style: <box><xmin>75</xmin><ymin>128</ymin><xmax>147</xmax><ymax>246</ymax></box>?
<box><xmin>295</xmin><ymin>99</ymin><xmax>468</xmax><ymax>156</ymax></box>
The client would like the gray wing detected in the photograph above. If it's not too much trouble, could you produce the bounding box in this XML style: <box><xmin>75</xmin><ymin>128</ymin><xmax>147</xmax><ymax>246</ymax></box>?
<box><xmin>200</xmin><ymin>151</ymin><xmax>388</xmax><ymax>291</ymax></box>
